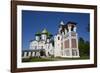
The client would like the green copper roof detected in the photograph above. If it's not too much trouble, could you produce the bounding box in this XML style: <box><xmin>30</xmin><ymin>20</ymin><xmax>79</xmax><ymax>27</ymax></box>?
<box><xmin>35</xmin><ymin>28</ymin><xmax>53</xmax><ymax>37</ymax></box>
<box><xmin>42</xmin><ymin>29</ymin><xmax>52</xmax><ymax>36</ymax></box>
<box><xmin>35</xmin><ymin>32</ymin><xmax>41</xmax><ymax>36</ymax></box>
<box><xmin>42</xmin><ymin>28</ymin><xmax>48</xmax><ymax>34</ymax></box>
<box><xmin>47</xmin><ymin>32</ymin><xmax>52</xmax><ymax>37</ymax></box>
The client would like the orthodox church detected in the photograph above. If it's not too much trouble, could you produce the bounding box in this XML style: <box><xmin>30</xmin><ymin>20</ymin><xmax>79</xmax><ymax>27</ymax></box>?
<box><xmin>29</xmin><ymin>28</ymin><xmax>54</xmax><ymax>57</ymax></box>
<box><xmin>28</xmin><ymin>21</ymin><xmax>80</xmax><ymax>58</ymax></box>
<box><xmin>54</xmin><ymin>21</ymin><xmax>80</xmax><ymax>58</ymax></box>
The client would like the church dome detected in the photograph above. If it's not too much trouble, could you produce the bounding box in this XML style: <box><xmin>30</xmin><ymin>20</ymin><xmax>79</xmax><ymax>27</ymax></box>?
<box><xmin>67</xmin><ymin>21</ymin><xmax>77</xmax><ymax>27</ymax></box>
<box><xmin>41</xmin><ymin>28</ymin><xmax>53</xmax><ymax>38</ymax></box>
<box><xmin>35</xmin><ymin>32</ymin><xmax>41</xmax><ymax>36</ymax></box>
<box><xmin>42</xmin><ymin>28</ymin><xmax>48</xmax><ymax>34</ymax></box>
<box><xmin>60</xmin><ymin>21</ymin><xmax>64</xmax><ymax>25</ymax></box>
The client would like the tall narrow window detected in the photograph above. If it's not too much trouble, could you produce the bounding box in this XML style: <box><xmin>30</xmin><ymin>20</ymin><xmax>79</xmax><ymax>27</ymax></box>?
<box><xmin>58</xmin><ymin>37</ymin><xmax>60</xmax><ymax>40</ymax></box>
<box><xmin>65</xmin><ymin>50</ymin><xmax>69</xmax><ymax>56</ymax></box>
<box><xmin>35</xmin><ymin>46</ymin><xmax>37</xmax><ymax>49</ymax></box>
<box><xmin>71</xmin><ymin>39</ymin><xmax>77</xmax><ymax>48</ymax></box>
<box><xmin>48</xmin><ymin>45</ymin><xmax>49</xmax><ymax>49</ymax></box>
<box><xmin>41</xmin><ymin>46</ymin><xmax>43</xmax><ymax>49</ymax></box>
<box><xmin>64</xmin><ymin>40</ymin><xmax>69</xmax><ymax>48</ymax></box>
<box><xmin>26</xmin><ymin>52</ymin><xmax>28</xmax><ymax>56</ymax></box>
<box><xmin>72</xmin><ymin>49</ymin><xmax>77</xmax><ymax>56</ymax></box>
<box><xmin>61</xmin><ymin>43</ymin><xmax>63</xmax><ymax>49</ymax></box>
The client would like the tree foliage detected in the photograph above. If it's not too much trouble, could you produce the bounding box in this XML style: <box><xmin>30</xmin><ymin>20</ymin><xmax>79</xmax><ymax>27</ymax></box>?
<box><xmin>78</xmin><ymin>37</ymin><xmax>90</xmax><ymax>57</ymax></box>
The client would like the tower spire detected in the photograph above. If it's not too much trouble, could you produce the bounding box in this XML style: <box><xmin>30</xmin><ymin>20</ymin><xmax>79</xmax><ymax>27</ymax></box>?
<box><xmin>60</xmin><ymin>21</ymin><xmax>64</xmax><ymax>25</ymax></box>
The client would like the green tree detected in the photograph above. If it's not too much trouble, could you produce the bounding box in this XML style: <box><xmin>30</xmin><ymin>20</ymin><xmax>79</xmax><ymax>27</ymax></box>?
<box><xmin>84</xmin><ymin>41</ymin><xmax>90</xmax><ymax>56</ymax></box>
<box><xmin>78</xmin><ymin>37</ymin><xmax>90</xmax><ymax>57</ymax></box>
<box><xmin>78</xmin><ymin>37</ymin><xmax>85</xmax><ymax>56</ymax></box>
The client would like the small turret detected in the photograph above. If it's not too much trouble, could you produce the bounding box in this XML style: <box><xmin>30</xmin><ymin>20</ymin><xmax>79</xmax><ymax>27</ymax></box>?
<box><xmin>35</xmin><ymin>32</ymin><xmax>41</xmax><ymax>41</ymax></box>
<box><xmin>67</xmin><ymin>21</ymin><xmax>77</xmax><ymax>32</ymax></box>
<box><xmin>60</xmin><ymin>21</ymin><xmax>64</xmax><ymax>25</ymax></box>
<box><xmin>58</xmin><ymin>21</ymin><xmax>65</xmax><ymax>34</ymax></box>
<box><xmin>41</xmin><ymin>28</ymin><xmax>48</xmax><ymax>41</ymax></box>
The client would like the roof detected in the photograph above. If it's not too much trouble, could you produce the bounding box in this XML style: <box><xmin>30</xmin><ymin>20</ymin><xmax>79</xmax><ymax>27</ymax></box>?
<box><xmin>42</xmin><ymin>28</ymin><xmax>48</xmax><ymax>34</ymax></box>
<box><xmin>41</xmin><ymin>28</ymin><xmax>52</xmax><ymax>36</ymax></box>
<box><xmin>67</xmin><ymin>21</ymin><xmax>77</xmax><ymax>25</ymax></box>
<box><xmin>35</xmin><ymin>28</ymin><xmax>53</xmax><ymax>38</ymax></box>
<box><xmin>59</xmin><ymin>21</ymin><xmax>77</xmax><ymax>33</ymax></box>
<box><xmin>35</xmin><ymin>32</ymin><xmax>41</xmax><ymax>36</ymax></box>
<box><xmin>66</xmin><ymin>21</ymin><xmax>77</xmax><ymax>27</ymax></box>
<box><xmin>60</xmin><ymin>21</ymin><xmax>64</xmax><ymax>25</ymax></box>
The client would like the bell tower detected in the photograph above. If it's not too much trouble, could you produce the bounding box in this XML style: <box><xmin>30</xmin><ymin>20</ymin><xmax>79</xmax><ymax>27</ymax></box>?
<box><xmin>66</xmin><ymin>22</ymin><xmax>80</xmax><ymax>57</ymax></box>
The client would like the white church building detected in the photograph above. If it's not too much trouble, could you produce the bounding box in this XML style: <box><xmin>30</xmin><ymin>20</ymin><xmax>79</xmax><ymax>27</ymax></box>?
<box><xmin>29</xmin><ymin>28</ymin><xmax>54</xmax><ymax>57</ymax></box>
<box><xmin>22</xmin><ymin>21</ymin><xmax>80</xmax><ymax>58</ymax></box>
<box><xmin>54</xmin><ymin>21</ymin><xmax>80</xmax><ymax>58</ymax></box>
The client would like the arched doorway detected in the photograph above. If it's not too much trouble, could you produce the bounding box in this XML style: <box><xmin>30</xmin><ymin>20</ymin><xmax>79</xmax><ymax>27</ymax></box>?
<box><xmin>40</xmin><ymin>50</ymin><xmax>46</xmax><ymax>56</ymax></box>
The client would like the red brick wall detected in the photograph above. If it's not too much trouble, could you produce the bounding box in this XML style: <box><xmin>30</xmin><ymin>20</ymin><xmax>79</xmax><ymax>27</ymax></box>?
<box><xmin>64</xmin><ymin>40</ymin><xmax>69</xmax><ymax>48</ymax></box>
<box><xmin>71</xmin><ymin>39</ymin><xmax>77</xmax><ymax>48</ymax></box>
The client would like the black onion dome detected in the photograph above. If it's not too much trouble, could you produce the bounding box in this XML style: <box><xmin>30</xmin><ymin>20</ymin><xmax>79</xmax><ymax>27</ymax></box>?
<box><xmin>35</xmin><ymin>32</ymin><xmax>41</xmax><ymax>36</ymax></box>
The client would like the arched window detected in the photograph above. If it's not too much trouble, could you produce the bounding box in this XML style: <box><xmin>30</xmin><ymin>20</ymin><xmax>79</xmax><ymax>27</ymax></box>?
<box><xmin>35</xmin><ymin>46</ymin><xmax>37</xmax><ymax>49</ymax></box>
<box><xmin>71</xmin><ymin>39</ymin><xmax>77</xmax><ymax>48</ymax></box>
<box><xmin>72</xmin><ymin>49</ymin><xmax>77</xmax><ymax>56</ymax></box>
<box><xmin>58</xmin><ymin>36</ymin><xmax>60</xmax><ymax>40</ymax></box>
<box><xmin>41</xmin><ymin>46</ymin><xmax>43</xmax><ymax>49</ymax></box>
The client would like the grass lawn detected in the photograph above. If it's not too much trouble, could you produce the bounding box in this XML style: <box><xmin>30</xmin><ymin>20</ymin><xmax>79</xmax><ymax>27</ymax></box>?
<box><xmin>57</xmin><ymin>55</ymin><xmax>90</xmax><ymax>60</ymax></box>
<box><xmin>22</xmin><ymin>57</ymin><xmax>54</xmax><ymax>62</ymax></box>
<box><xmin>22</xmin><ymin>55</ymin><xmax>89</xmax><ymax>62</ymax></box>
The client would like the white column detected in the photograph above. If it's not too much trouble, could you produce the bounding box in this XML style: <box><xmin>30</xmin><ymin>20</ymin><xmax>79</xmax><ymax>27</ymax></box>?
<box><xmin>62</xmin><ymin>32</ymin><xmax>64</xmax><ymax>37</ymax></box>
<box><xmin>76</xmin><ymin>35</ymin><xmax>80</xmax><ymax>57</ymax></box>
<box><xmin>58</xmin><ymin>27</ymin><xmax>62</xmax><ymax>34</ymax></box>
<box><xmin>69</xmin><ymin>38</ymin><xmax>72</xmax><ymax>57</ymax></box>
<box><xmin>68</xmin><ymin>26</ymin><xmax>71</xmax><ymax>32</ymax></box>
<box><xmin>76</xmin><ymin>38</ymin><xmax>78</xmax><ymax>49</ymax></box>
<box><xmin>65</xmin><ymin>29</ymin><xmax>67</xmax><ymax>35</ymax></box>
<box><xmin>45</xmin><ymin>50</ymin><xmax>48</xmax><ymax>57</ymax></box>
<box><xmin>32</xmin><ymin>52</ymin><xmax>35</xmax><ymax>57</ymax></box>
<box><xmin>68</xmin><ymin>25</ymin><xmax>72</xmax><ymax>57</ymax></box>
<box><xmin>28</xmin><ymin>52</ymin><xmax>31</xmax><ymax>57</ymax></box>
<box><xmin>73</xmin><ymin>27</ymin><xmax>76</xmax><ymax>32</ymax></box>
<box><xmin>37</xmin><ymin>52</ymin><xmax>40</xmax><ymax>57</ymax></box>
<box><xmin>62</xmin><ymin>38</ymin><xmax>64</xmax><ymax>56</ymax></box>
<box><xmin>24</xmin><ymin>52</ymin><xmax>27</xmax><ymax>58</ymax></box>
<box><xmin>77</xmin><ymin>49</ymin><xmax>80</xmax><ymax>57</ymax></box>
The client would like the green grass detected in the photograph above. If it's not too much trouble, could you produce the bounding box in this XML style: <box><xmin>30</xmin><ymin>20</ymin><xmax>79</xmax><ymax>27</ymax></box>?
<box><xmin>22</xmin><ymin>57</ymin><xmax>54</xmax><ymax>62</ymax></box>
<box><xmin>22</xmin><ymin>55</ymin><xmax>89</xmax><ymax>62</ymax></box>
<box><xmin>56</xmin><ymin>55</ymin><xmax>89</xmax><ymax>60</ymax></box>
<box><xmin>30</xmin><ymin>58</ymin><xmax>54</xmax><ymax>62</ymax></box>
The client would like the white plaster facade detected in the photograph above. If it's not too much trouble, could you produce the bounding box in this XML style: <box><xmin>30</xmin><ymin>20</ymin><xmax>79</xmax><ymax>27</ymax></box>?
<box><xmin>29</xmin><ymin>29</ymin><xmax>54</xmax><ymax>57</ymax></box>
<box><xmin>54</xmin><ymin>21</ymin><xmax>80</xmax><ymax>58</ymax></box>
<box><xmin>26</xmin><ymin>21</ymin><xmax>80</xmax><ymax>58</ymax></box>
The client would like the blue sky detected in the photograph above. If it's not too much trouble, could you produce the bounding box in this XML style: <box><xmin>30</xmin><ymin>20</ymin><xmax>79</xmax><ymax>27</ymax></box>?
<box><xmin>22</xmin><ymin>10</ymin><xmax>90</xmax><ymax>50</ymax></box>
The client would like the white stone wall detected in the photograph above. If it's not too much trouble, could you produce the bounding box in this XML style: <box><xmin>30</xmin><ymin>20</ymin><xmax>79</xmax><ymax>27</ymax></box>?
<box><xmin>28</xmin><ymin>22</ymin><xmax>80</xmax><ymax>58</ymax></box>
<box><xmin>22</xmin><ymin>51</ymin><xmax>41</xmax><ymax>58</ymax></box>
<box><xmin>41</xmin><ymin>34</ymin><xmax>47</xmax><ymax>41</ymax></box>
<box><xmin>54</xmin><ymin>34</ymin><xmax>62</xmax><ymax>57</ymax></box>
<box><xmin>29</xmin><ymin>41</ymin><xmax>38</xmax><ymax>50</ymax></box>
<box><xmin>54</xmin><ymin>22</ymin><xmax>80</xmax><ymax>58</ymax></box>
<box><xmin>35</xmin><ymin>36</ymin><xmax>40</xmax><ymax>41</ymax></box>
<box><xmin>29</xmin><ymin>38</ymin><xmax>54</xmax><ymax>57</ymax></box>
